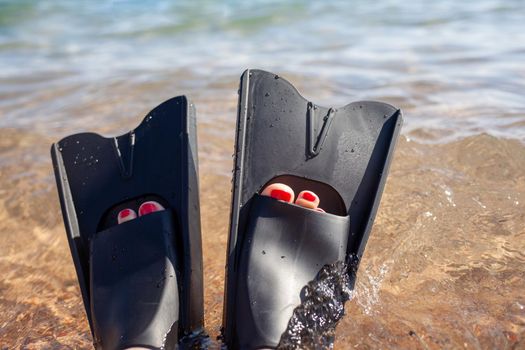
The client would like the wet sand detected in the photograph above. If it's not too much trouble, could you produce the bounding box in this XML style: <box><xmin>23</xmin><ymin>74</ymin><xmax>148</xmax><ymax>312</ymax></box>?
<box><xmin>0</xmin><ymin>111</ymin><xmax>524</xmax><ymax>348</ymax></box>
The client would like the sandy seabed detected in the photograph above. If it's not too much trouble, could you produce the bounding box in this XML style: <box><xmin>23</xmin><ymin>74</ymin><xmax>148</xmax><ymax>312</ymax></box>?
<box><xmin>0</xmin><ymin>81</ymin><xmax>524</xmax><ymax>349</ymax></box>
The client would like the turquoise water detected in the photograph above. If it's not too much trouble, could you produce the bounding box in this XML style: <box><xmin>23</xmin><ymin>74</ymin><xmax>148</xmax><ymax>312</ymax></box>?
<box><xmin>1</xmin><ymin>0</ymin><xmax>524</xmax><ymax>141</ymax></box>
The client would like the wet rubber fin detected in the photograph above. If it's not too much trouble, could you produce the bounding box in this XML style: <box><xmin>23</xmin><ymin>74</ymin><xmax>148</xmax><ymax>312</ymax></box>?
<box><xmin>222</xmin><ymin>70</ymin><xmax>402</xmax><ymax>349</ymax></box>
<box><xmin>51</xmin><ymin>96</ymin><xmax>204</xmax><ymax>349</ymax></box>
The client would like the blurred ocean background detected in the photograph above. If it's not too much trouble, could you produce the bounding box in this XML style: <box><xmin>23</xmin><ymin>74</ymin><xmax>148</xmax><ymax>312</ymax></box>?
<box><xmin>2</xmin><ymin>0</ymin><xmax>524</xmax><ymax>140</ymax></box>
<box><xmin>0</xmin><ymin>1</ymin><xmax>524</xmax><ymax>348</ymax></box>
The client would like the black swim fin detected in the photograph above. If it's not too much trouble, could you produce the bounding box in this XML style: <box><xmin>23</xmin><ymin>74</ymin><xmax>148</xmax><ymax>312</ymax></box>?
<box><xmin>222</xmin><ymin>69</ymin><xmax>402</xmax><ymax>349</ymax></box>
<box><xmin>51</xmin><ymin>96</ymin><xmax>204</xmax><ymax>349</ymax></box>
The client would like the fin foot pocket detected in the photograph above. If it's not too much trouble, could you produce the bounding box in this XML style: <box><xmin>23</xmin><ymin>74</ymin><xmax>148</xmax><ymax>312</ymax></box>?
<box><xmin>234</xmin><ymin>194</ymin><xmax>349</xmax><ymax>349</ymax></box>
<box><xmin>91</xmin><ymin>211</ymin><xmax>179</xmax><ymax>349</ymax></box>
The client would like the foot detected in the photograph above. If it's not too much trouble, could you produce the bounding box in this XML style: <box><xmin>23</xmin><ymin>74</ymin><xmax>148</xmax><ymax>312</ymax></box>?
<box><xmin>261</xmin><ymin>183</ymin><xmax>324</xmax><ymax>212</ymax></box>
<box><xmin>117</xmin><ymin>201</ymin><xmax>165</xmax><ymax>224</ymax></box>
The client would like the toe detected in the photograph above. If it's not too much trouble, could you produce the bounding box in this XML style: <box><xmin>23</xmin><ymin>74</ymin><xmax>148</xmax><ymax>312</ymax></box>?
<box><xmin>118</xmin><ymin>208</ymin><xmax>137</xmax><ymax>224</ymax></box>
<box><xmin>295</xmin><ymin>190</ymin><xmax>320</xmax><ymax>209</ymax></box>
<box><xmin>260</xmin><ymin>183</ymin><xmax>295</xmax><ymax>203</ymax></box>
<box><xmin>138</xmin><ymin>201</ymin><xmax>165</xmax><ymax>216</ymax></box>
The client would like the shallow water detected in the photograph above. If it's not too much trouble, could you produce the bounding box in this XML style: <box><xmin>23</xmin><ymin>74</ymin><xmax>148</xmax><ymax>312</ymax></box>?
<box><xmin>278</xmin><ymin>261</ymin><xmax>355</xmax><ymax>349</ymax></box>
<box><xmin>1</xmin><ymin>1</ymin><xmax>524</xmax><ymax>348</ymax></box>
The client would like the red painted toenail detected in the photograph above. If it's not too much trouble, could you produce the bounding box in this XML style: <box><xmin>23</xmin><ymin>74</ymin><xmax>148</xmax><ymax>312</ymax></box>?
<box><xmin>119</xmin><ymin>209</ymin><xmax>132</xmax><ymax>219</ymax></box>
<box><xmin>139</xmin><ymin>203</ymin><xmax>159</xmax><ymax>216</ymax></box>
<box><xmin>117</xmin><ymin>208</ymin><xmax>137</xmax><ymax>224</ymax></box>
<box><xmin>301</xmin><ymin>191</ymin><xmax>317</xmax><ymax>202</ymax></box>
<box><xmin>270</xmin><ymin>189</ymin><xmax>292</xmax><ymax>202</ymax></box>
